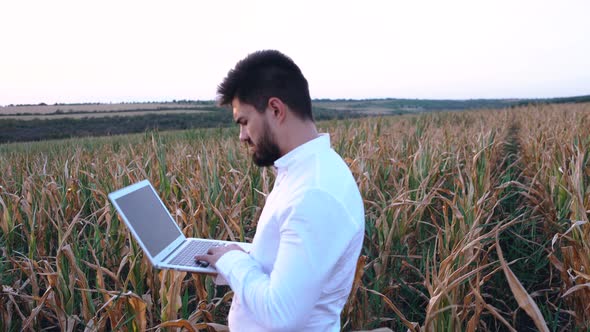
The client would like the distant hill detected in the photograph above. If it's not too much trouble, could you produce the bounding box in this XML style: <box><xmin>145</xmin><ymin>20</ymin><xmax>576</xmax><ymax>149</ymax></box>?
<box><xmin>313</xmin><ymin>94</ymin><xmax>590</xmax><ymax>113</ymax></box>
<box><xmin>1</xmin><ymin>95</ymin><xmax>589</xmax><ymax>144</ymax></box>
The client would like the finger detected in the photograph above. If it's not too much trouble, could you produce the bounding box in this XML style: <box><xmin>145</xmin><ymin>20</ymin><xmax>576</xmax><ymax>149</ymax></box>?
<box><xmin>194</xmin><ymin>254</ymin><xmax>212</xmax><ymax>265</ymax></box>
<box><xmin>228</xmin><ymin>244</ymin><xmax>245</xmax><ymax>252</ymax></box>
<box><xmin>195</xmin><ymin>254</ymin><xmax>209</xmax><ymax>262</ymax></box>
<box><xmin>208</xmin><ymin>246</ymin><xmax>225</xmax><ymax>254</ymax></box>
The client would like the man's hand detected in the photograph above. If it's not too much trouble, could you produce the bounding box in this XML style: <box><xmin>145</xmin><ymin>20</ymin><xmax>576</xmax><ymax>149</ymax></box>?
<box><xmin>195</xmin><ymin>244</ymin><xmax>245</xmax><ymax>268</ymax></box>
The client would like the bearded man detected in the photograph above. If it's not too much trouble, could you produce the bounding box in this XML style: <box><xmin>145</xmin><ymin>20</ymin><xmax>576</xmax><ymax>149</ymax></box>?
<box><xmin>196</xmin><ymin>50</ymin><xmax>365</xmax><ymax>332</ymax></box>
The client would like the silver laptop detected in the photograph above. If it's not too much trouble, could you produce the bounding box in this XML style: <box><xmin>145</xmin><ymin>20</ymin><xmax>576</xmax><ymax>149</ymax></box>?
<box><xmin>108</xmin><ymin>179</ymin><xmax>251</xmax><ymax>273</ymax></box>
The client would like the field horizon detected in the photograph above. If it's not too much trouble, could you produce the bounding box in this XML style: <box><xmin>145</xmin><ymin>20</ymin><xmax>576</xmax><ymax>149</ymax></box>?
<box><xmin>2</xmin><ymin>94</ymin><xmax>590</xmax><ymax>145</ymax></box>
<box><xmin>2</xmin><ymin>94</ymin><xmax>589</xmax><ymax>116</ymax></box>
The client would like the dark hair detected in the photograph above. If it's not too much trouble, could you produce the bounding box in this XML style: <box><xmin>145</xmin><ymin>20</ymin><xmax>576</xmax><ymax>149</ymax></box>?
<box><xmin>217</xmin><ymin>50</ymin><xmax>313</xmax><ymax>121</ymax></box>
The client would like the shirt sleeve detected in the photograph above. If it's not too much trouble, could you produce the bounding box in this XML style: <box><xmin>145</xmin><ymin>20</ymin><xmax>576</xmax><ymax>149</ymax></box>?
<box><xmin>214</xmin><ymin>188</ymin><xmax>360</xmax><ymax>331</ymax></box>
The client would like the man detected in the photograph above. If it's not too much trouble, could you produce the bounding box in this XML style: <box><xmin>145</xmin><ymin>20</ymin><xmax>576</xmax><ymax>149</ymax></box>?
<box><xmin>195</xmin><ymin>50</ymin><xmax>365</xmax><ymax>331</ymax></box>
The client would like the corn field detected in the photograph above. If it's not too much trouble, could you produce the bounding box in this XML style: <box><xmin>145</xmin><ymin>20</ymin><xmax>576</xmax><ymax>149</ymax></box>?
<box><xmin>1</xmin><ymin>103</ymin><xmax>589</xmax><ymax>331</ymax></box>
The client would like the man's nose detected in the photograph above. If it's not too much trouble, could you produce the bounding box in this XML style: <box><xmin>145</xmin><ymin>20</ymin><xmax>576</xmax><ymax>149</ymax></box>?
<box><xmin>239</xmin><ymin>126</ymin><xmax>249</xmax><ymax>143</ymax></box>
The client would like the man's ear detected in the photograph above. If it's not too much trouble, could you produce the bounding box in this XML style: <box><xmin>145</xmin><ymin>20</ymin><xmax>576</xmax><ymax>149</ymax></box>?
<box><xmin>268</xmin><ymin>97</ymin><xmax>287</xmax><ymax>123</ymax></box>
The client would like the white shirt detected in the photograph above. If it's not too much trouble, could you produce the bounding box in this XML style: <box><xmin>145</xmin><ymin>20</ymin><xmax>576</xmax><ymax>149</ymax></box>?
<box><xmin>215</xmin><ymin>133</ymin><xmax>365</xmax><ymax>332</ymax></box>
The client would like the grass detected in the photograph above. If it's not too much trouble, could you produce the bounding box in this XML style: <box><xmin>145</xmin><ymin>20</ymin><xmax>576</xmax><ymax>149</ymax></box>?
<box><xmin>1</xmin><ymin>104</ymin><xmax>589</xmax><ymax>330</ymax></box>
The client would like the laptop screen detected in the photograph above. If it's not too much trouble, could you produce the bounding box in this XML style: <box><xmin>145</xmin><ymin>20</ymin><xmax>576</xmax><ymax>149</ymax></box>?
<box><xmin>114</xmin><ymin>185</ymin><xmax>182</xmax><ymax>257</ymax></box>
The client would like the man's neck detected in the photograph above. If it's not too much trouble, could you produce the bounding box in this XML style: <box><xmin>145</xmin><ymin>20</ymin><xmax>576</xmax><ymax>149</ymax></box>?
<box><xmin>279</xmin><ymin>121</ymin><xmax>319</xmax><ymax>157</ymax></box>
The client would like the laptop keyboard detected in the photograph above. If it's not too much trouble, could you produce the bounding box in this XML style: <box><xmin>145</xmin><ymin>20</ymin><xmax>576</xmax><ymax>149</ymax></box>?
<box><xmin>169</xmin><ymin>241</ymin><xmax>224</xmax><ymax>267</ymax></box>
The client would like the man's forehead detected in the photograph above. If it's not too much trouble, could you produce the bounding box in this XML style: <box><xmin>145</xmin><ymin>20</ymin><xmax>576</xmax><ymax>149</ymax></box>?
<box><xmin>232</xmin><ymin>98</ymin><xmax>255</xmax><ymax>120</ymax></box>
<box><xmin>231</xmin><ymin>97</ymin><xmax>241</xmax><ymax>112</ymax></box>
<box><xmin>231</xmin><ymin>97</ymin><xmax>242</xmax><ymax>115</ymax></box>
<box><xmin>232</xmin><ymin>102</ymin><xmax>241</xmax><ymax>120</ymax></box>
<box><xmin>231</xmin><ymin>96</ymin><xmax>243</xmax><ymax>109</ymax></box>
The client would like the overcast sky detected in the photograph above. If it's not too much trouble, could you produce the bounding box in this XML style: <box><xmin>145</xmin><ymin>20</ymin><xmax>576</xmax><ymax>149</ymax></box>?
<box><xmin>1</xmin><ymin>0</ymin><xmax>589</xmax><ymax>106</ymax></box>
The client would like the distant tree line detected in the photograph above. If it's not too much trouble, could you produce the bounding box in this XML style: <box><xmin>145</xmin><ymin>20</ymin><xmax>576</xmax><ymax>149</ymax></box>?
<box><xmin>314</xmin><ymin>95</ymin><xmax>590</xmax><ymax>110</ymax></box>
<box><xmin>0</xmin><ymin>108</ymin><xmax>367</xmax><ymax>144</ymax></box>
<box><xmin>0</xmin><ymin>106</ymin><xmax>222</xmax><ymax>117</ymax></box>
<box><xmin>2</xmin><ymin>95</ymin><xmax>589</xmax><ymax>144</ymax></box>
<box><xmin>0</xmin><ymin>112</ymin><xmax>229</xmax><ymax>144</ymax></box>
<box><xmin>513</xmin><ymin>94</ymin><xmax>590</xmax><ymax>106</ymax></box>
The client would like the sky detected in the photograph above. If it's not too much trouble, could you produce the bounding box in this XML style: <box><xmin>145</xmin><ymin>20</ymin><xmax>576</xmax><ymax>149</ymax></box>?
<box><xmin>1</xmin><ymin>0</ymin><xmax>589</xmax><ymax>106</ymax></box>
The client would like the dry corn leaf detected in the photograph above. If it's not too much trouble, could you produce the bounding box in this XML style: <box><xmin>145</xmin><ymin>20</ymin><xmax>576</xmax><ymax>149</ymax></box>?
<box><xmin>159</xmin><ymin>269</ymin><xmax>187</xmax><ymax>321</ymax></box>
<box><xmin>205</xmin><ymin>322</ymin><xmax>230</xmax><ymax>331</ymax></box>
<box><xmin>58</xmin><ymin>244</ymin><xmax>93</xmax><ymax>322</ymax></box>
<box><xmin>0</xmin><ymin>194</ymin><xmax>10</xmax><ymax>235</ymax></box>
<box><xmin>562</xmin><ymin>282</ymin><xmax>590</xmax><ymax>298</ymax></box>
<box><xmin>157</xmin><ymin>319</ymin><xmax>198</xmax><ymax>331</ymax></box>
<box><xmin>496</xmin><ymin>232</ymin><xmax>549</xmax><ymax>332</ymax></box>
<box><xmin>127</xmin><ymin>294</ymin><xmax>147</xmax><ymax>332</ymax></box>
<box><xmin>20</xmin><ymin>286</ymin><xmax>53</xmax><ymax>331</ymax></box>
<box><xmin>362</xmin><ymin>286</ymin><xmax>419</xmax><ymax>332</ymax></box>
<box><xmin>192</xmin><ymin>273</ymin><xmax>208</xmax><ymax>303</ymax></box>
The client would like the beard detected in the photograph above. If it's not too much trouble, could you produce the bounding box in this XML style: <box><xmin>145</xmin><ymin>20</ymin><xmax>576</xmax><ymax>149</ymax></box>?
<box><xmin>250</xmin><ymin>121</ymin><xmax>282</xmax><ymax>167</ymax></box>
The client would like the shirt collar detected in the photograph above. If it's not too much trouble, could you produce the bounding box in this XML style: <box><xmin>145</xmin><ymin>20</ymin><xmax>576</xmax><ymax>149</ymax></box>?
<box><xmin>274</xmin><ymin>133</ymin><xmax>331</xmax><ymax>170</ymax></box>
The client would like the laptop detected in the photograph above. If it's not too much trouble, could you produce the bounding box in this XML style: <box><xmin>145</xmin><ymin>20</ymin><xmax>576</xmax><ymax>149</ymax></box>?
<box><xmin>108</xmin><ymin>179</ymin><xmax>252</xmax><ymax>273</ymax></box>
